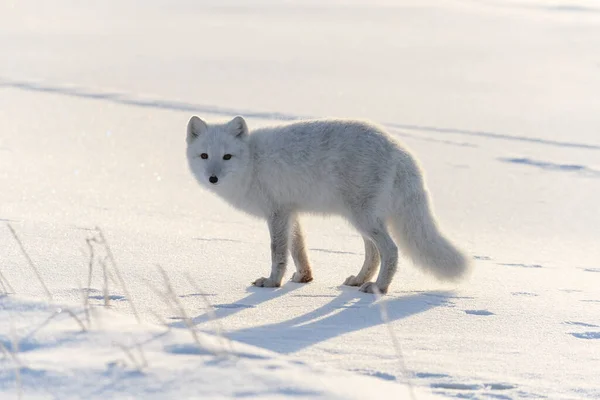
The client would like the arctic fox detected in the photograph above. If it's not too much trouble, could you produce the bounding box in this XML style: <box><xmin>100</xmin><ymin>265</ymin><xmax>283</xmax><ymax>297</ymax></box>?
<box><xmin>186</xmin><ymin>116</ymin><xmax>470</xmax><ymax>294</ymax></box>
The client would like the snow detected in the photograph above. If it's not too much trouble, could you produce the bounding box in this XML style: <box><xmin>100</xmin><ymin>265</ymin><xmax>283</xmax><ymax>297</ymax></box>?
<box><xmin>1</xmin><ymin>0</ymin><xmax>599</xmax><ymax>399</ymax></box>
<box><xmin>1</xmin><ymin>296</ymin><xmax>439</xmax><ymax>399</ymax></box>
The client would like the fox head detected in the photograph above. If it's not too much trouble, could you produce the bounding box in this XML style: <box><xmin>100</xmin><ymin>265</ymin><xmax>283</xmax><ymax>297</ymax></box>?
<box><xmin>186</xmin><ymin>115</ymin><xmax>251</xmax><ymax>191</ymax></box>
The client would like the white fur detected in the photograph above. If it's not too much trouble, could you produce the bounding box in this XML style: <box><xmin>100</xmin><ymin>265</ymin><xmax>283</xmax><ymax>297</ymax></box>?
<box><xmin>186</xmin><ymin>116</ymin><xmax>471</xmax><ymax>294</ymax></box>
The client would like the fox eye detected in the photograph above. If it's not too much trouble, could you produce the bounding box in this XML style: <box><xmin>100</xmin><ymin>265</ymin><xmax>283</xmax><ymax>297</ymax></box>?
<box><xmin>223</xmin><ymin>154</ymin><xmax>232</xmax><ymax>160</ymax></box>
<box><xmin>200</xmin><ymin>153</ymin><xmax>208</xmax><ymax>159</ymax></box>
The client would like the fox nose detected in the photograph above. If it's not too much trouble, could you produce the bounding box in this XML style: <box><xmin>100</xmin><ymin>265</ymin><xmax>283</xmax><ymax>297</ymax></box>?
<box><xmin>209</xmin><ymin>176</ymin><xmax>218</xmax><ymax>184</ymax></box>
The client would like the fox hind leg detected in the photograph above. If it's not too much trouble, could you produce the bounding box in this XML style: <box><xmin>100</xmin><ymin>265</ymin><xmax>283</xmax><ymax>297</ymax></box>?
<box><xmin>351</xmin><ymin>215</ymin><xmax>398</xmax><ymax>294</ymax></box>
<box><xmin>344</xmin><ymin>236</ymin><xmax>379</xmax><ymax>286</ymax></box>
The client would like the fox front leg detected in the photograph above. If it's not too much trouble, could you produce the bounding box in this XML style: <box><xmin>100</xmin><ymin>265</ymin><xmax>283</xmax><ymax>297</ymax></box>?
<box><xmin>290</xmin><ymin>217</ymin><xmax>313</xmax><ymax>283</ymax></box>
<box><xmin>253</xmin><ymin>210</ymin><xmax>291</xmax><ymax>288</ymax></box>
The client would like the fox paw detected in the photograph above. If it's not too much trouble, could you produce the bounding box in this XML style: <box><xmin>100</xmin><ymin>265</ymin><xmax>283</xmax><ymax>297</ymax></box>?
<box><xmin>359</xmin><ymin>282</ymin><xmax>388</xmax><ymax>295</ymax></box>
<box><xmin>291</xmin><ymin>272</ymin><xmax>313</xmax><ymax>283</ymax></box>
<box><xmin>343</xmin><ymin>275</ymin><xmax>364</xmax><ymax>286</ymax></box>
<box><xmin>252</xmin><ymin>277</ymin><xmax>281</xmax><ymax>288</ymax></box>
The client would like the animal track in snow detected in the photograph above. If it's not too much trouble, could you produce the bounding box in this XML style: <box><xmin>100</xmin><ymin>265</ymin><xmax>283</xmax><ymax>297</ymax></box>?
<box><xmin>88</xmin><ymin>294</ymin><xmax>127</xmax><ymax>301</ymax></box>
<box><xmin>179</xmin><ymin>293</ymin><xmax>217</xmax><ymax>298</ymax></box>
<box><xmin>499</xmin><ymin>157</ymin><xmax>600</xmax><ymax>178</ymax></box>
<box><xmin>511</xmin><ymin>292</ymin><xmax>538</xmax><ymax>297</ymax></box>
<box><xmin>564</xmin><ymin>321</ymin><xmax>598</xmax><ymax>328</ymax></box>
<box><xmin>413</xmin><ymin>371</ymin><xmax>523</xmax><ymax>398</ymax></box>
<box><xmin>193</xmin><ymin>237</ymin><xmax>243</xmax><ymax>243</ymax></box>
<box><xmin>570</xmin><ymin>332</ymin><xmax>600</xmax><ymax>340</ymax></box>
<box><xmin>465</xmin><ymin>309</ymin><xmax>495</xmax><ymax>316</ymax></box>
<box><xmin>415</xmin><ymin>372</ymin><xmax>451</xmax><ymax>379</ymax></box>
<box><xmin>309</xmin><ymin>247</ymin><xmax>361</xmax><ymax>256</ymax></box>
<box><xmin>581</xmin><ymin>267</ymin><xmax>600</xmax><ymax>273</ymax></box>
<box><xmin>499</xmin><ymin>263</ymin><xmax>543</xmax><ymax>269</ymax></box>
<box><xmin>353</xmin><ymin>369</ymin><xmax>397</xmax><ymax>381</ymax></box>
<box><xmin>429</xmin><ymin>300</ymin><xmax>456</xmax><ymax>308</ymax></box>
<box><xmin>425</xmin><ymin>293</ymin><xmax>474</xmax><ymax>300</ymax></box>
<box><xmin>431</xmin><ymin>382</ymin><xmax>515</xmax><ymax>391</ymax></box>
<box><xmin>213</xmin><ymin>303</ymin><xmax>255</xmax><ymax>309</ymax></box>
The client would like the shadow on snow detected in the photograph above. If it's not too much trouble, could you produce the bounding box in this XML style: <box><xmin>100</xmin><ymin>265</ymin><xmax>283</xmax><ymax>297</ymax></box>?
<box><xmin>173</xmin><ymin>283</ymin><xmax>449</xmax><ymax>354</ymax></box>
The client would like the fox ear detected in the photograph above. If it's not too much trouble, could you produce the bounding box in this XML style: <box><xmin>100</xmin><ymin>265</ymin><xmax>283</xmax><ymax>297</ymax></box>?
<box><xmin>187</xmin><ymin>116</ymin><xmax>207</xmax><ymax>143</ymax></box>
<box><xmin>226</xmin><ymin>116</ymin><xmax>248</xmax><ymax>138</ymax></box>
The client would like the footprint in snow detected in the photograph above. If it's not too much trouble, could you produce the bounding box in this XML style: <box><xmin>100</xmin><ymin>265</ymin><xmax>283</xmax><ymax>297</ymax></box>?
<box><xmin>179</xmin><ymin>293</ymin><xmax>217</xmax><ymax>298</ymax></box>
<box><xmin>511</xmin><ymin>292</ymin><xmax>538</xmax><ymax>297</ymax></box>
<box><xmin>430</xmin><ymin>382</ymin><xmax>515</xmax><ymax>391</ymax></box>
<box><xmin>165</xmin><ymin>343</ymin><xmax>269</xmax><ymax>359</ymax></box>
<box><xmin>425</xmin><ymin>293</ymin><xmax>474</xmax><ymax>299</ymax></box>
<box><xmin>164</xmin><ymin>344</ymin><xmax>214</xmax><ymax>356</ymax></box>
<box><xmin>415</xmin><ymin>372</ymin><xmax>451</xmax><ymax>379</ymax></box>
<box><xmin>498</xmin><ymin>157</ymin><xmax>600</xmax><ymax>178</ymax></box>
<box><xmin>564</xmin><ymin>321</ymin><xmax>598</xmax><ymax>328</ymax></box>
<box><xmin>570</xmin><ymin>332</ymin><xmax>600</xmax><ymax>340</ymax></box>
<box><xmin>88</xmin><ymin>294</ymin><xmax>127</xmax><ymax>301</ymax></box>
<box><xmin>81</xmin><ymin>288</ymin><xmax>101</xmax><ymax>294</ymax></box>
<box><xmin>465</xmin><ymin>309</ymin><xmax>495</xmax><ymax>316</ymax></box>
<box><xmin>581</xmin><ymin>267</ymin><xmax>600</xmax><ymax>273</ymax></box>
<box><xmin>352</xmin><ymin>370</ymin><xmax>396</xmax><ymax>381</ymax></box>
<box><xmin>415</xmin><ymin>371</ymin><xmax>519</xmax><ymax>397</ymax></box>
<box><xmin>561</xmin><ymin>289</ymin><xmax>583</xmax><ymax>293</ymax></box>
<box><xmin>499</xmin><ymin>263</ymin><xmax>543</xmax><ymax>269</ymax></box>
<box><xmin>213</xmin><ymin>303</ymin><xmax>255</xmax><ymax>309</ymax></box>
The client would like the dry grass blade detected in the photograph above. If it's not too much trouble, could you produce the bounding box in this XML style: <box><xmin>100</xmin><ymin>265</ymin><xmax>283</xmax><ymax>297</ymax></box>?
<box><xmin>85</xmin><ymin>236</ymin><xmax>99</xmax><ymax>292</ymax></box>
<box><xmin>0</xmin><ymin>278</ymin><xmax>6</xmax><ymax>295</ymax></box>
<box><xmin>135</xmin><ymin>343</ymin><xmax>149</xmax><ymax>368</ymax></box>
<box><xmin>99</xmin><ymin>256</ymin><xmax>110</xmax><ymax>307</ymax></box>
<box><xmin>61</xmin><ymin>308</ymin><xmax>88</xmax><ymax>332</ymax></box>
<box><xmin>153</xmin><ymin>265</ymin><xmax>213</xmax><ymax>354</ymax></box>
<box><xmin>95</xmin><ymin>227</ymin><xmax>140</xmax><ymax>322</ymax></box>
<box><xmin>6</xmin><ymin>222</ymin><xmax>52</xmax><ymax>301</ymax></box>
<box><xmin>0</xmin><ymin>342</ymin><xmax>19</xmax><ymax>364</ymax></box>
<box><xmin>21</xmin><ymin>310</ymin><xmax>63</xmax><ymax>342</ymax></box>
<box><xmin>114</xmin><ymin>342</ymin><xmax>148</xmax><ymax>370</ymax></box>
<box><xmin>82</xmin><ymin>239</ymin><xmax>94</xmax><ymax>324</ymax></box>
<box><xmin>115</xmin><ymin>342</ymin><xmax>138</xmax><ymax>368</ymax></box>
<box><xmin>185</xmin><ymin>272</ymin><xmax>230</xmax><ymax>353</ymax></box>
<box><xmin>22</xmin><ymin>308</ymin><xmax>86</xmax><ymax>343</ymax></box>
<box><xmin>9</xmin><ymin>319</ymin><xmax>23</xmax><ymax>400</ymax></box>
<box><xmin>0</xmin><ymin>341</ymin><xmax>22</xmax><ymax>400</ymax></box>
<box><xmin>149</xmin><ymin>309</ymin><xmax>171</xmax><ymax>328</ymax></box>
<box><xmin>0</xmin><ymin>268</ymin><xmax>15</xmax><ymax>294</ymax></box>
<box><xmin>77</xmin><ymin>281</ymin><xmax>91</xmax><ymax>328</ymax></box>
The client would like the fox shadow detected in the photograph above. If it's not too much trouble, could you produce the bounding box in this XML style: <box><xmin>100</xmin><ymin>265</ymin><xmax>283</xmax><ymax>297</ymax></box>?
<box><xmin>170</xmin><ymin>283</ymin><xmax>303</xmax><ymax>329</ymax></box>
<box><xmin>226</xmin><ymin>288</ymin><xmax>449</xmax><ymax>354</ymax></box>
<box><xmin>174</xmin><ymin>283</ymin><xmax>450</xmax><ymax>354</ymax></box>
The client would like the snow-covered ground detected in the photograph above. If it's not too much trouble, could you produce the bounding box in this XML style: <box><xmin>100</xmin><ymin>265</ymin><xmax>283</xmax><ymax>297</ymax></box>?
<box><xmin>1</xmin><ymin>296</ymin><xmax>440</xmax><ymax>399</ymax></box>
<box><xmin>1</xmin><ymin>1</ymin><xmax>599</xmax><ymax>398</ymax></box>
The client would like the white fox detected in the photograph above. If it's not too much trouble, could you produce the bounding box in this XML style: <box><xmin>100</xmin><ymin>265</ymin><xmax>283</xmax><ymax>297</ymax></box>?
<box><xmin>186</xmin><ymin>116</ymin><xmax>470</xmax><ymax>294</ymax></box>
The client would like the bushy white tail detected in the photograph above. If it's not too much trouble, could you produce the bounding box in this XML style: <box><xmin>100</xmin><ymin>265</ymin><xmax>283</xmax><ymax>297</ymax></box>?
<box><xmin>390</xmin><ymin>186</ymin><xmax>470</xmax><ymax>281</ymax></box>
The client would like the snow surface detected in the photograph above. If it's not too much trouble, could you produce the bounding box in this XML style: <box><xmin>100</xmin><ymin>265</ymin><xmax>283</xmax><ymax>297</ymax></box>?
<box><xmin>1</xmin><ymin>296</ymin><xmax>440</xmax><ymax>399</ymax></box>
<box><xmin>1</xmin><ymin>0</ymin><xmax>599</xmax><ymax>399</ymax></box>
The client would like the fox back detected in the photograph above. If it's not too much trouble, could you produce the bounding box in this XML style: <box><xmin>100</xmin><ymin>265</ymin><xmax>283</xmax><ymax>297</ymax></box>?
<box><xmin>186</xmin><ymin>116</ymin><xmax>415</xmax><ymax>219</ymax></box>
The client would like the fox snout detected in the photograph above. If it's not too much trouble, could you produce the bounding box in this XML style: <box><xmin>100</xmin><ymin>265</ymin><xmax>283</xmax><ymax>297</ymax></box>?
<box><xmin>209</xmin><ymin>175</ymin><xmax>218</xmax><ymax>184</ymax></box>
